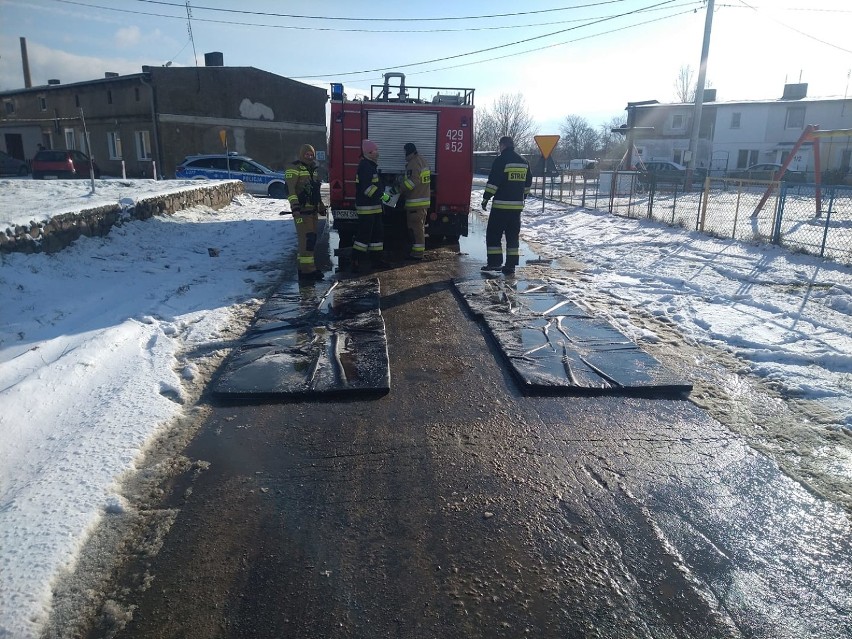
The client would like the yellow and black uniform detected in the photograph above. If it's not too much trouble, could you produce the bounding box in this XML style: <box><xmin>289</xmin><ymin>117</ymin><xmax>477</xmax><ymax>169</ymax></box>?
<box><xmin>481</xmin><ymin>143</ymin><xmax>532</xmax><ymax>271</ymax></box>
<box><xmin>353</xmin><ymin>139</ymin><xmax>388</xmax><ymax>271</ymax></box>
<box><xmin>400</xmin><ymin>143</ymin><xmax>431</xmax><ymax>260</ymax></box>
<box><xmin>285</xmin><ymin>144</ymin><xmax>324</xmax><ymax>281</ymax></box>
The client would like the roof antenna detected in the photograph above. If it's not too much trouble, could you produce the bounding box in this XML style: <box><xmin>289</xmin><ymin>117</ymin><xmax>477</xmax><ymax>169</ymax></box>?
<box><xmin>186</xmin><ymin>0</ymin><xmax>200</xmax><ymax>90</ymax></box>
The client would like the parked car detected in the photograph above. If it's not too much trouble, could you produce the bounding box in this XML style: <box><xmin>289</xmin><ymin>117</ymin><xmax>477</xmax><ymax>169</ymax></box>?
<box><xmin>175</xmin><ymin>153</ymin><xmax>289</xmax><ymax>198</ymax></box>
<box><xmin>0</xmin><ymin>150</ymin><xmax>30</xmax><ymax>176</ymax></box>
<box><xmin>32</xmin><ymin>149</ymin><xmax>100</xmax><ymax>179</ymax></box>
<box><xmin>728</xmin><ymin>163</ymin><xmax>807</xmax><ymax>183</ymax></box>
<box><xmin>638</xmin><ymin>160</ymin><xmax>707</xmax><ymax>187</ymax></box>
<box><xmin>565</xmin><ymin>159</ymin><xmax>598</xmax><ymax>171</ymax></box>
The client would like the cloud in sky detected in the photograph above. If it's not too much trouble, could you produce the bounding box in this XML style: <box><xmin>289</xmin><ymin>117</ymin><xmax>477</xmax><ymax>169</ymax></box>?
<box><xmin>0</xmin><ymin>41</ymin><xmax>147</xmax><ymax>88</ymax></box>
<box><xmin>114</xmin><ymin>25</ymin><xmax>141</xmax><ymax>49</ymax></box>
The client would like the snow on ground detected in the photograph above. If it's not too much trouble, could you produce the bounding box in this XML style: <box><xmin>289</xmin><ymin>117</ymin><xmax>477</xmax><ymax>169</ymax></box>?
<box><xmin>522</xmin><ymin>201</ymin><xmax>852</xmax><ymax>421</ymax></box>
<box><xmin>1</xmin><ymin>177</ymin><xmax>228</xmax><ymax>230</ymax></box>
<box><xmin>1</xmin><ymin>177</ymin><xmax>851</xmax><ymax>637</ymax></box>
<box><xmin>1</xmin><ymin>179</ymin><xmax>295</xmax><ymax>638</ymax></box>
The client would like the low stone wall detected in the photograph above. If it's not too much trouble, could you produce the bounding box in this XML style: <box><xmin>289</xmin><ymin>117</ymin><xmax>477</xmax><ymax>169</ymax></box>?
<box><xmin>0</xmin><ymin>182</ymin><xmax>245</xmax><ymax>254</ymax></box>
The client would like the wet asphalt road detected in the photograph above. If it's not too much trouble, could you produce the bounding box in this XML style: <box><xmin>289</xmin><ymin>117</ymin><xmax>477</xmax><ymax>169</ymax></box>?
<box><xmin>81</xmin><ymin>214</ymin><xmax>851</xmax><ymax>639</ymax></box>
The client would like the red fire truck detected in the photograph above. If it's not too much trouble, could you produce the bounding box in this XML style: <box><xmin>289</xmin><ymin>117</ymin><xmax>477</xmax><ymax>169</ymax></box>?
<box><xmin>327</xmin><ymin>73</ymin><xmax>474</xmax><ymax>251</ymax></box>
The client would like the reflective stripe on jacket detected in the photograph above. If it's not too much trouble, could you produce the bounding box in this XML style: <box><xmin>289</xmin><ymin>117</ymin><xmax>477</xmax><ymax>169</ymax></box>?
<box><xmin>355</xmin><ymin>157</ymin><xmax>383</xmax><ymax>214</ymax></box>
<box><xmin>285</xmin><ymin>160</ymin><xmax>321</xmax><ymax>211</ymax></box>
<box><xmin>484</xmin><ymin>147</ymin><xmax>532</xmax><ymax>211</ymax></box>
<box><xmin>402</xmin><ymin>153</ymin><xmax>431</xmax><ymax>210</ymax></box>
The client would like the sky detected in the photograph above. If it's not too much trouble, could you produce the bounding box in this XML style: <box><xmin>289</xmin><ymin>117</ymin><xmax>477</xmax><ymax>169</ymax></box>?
<box><xmin>1</xmin><ymin>176</ymin><xmax>851</xmax><ymax>637</ymax></box>
<box><xmin>1</xmin><ymin>0</ymin><xmax>851</xmax><ymax>132</ymax></box>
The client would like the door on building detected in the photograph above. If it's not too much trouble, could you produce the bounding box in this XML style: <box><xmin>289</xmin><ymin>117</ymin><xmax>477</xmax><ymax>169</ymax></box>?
<box><xmin>4</xmin><ymin>133</ymin><xmax>25</xmax><ymax>161</ymax></box>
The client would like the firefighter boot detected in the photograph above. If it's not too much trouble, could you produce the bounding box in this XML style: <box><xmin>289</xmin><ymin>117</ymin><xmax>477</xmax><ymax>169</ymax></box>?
<box><xmin>299</xmin><ymin>270</ymin><xmax>324</xmax><ymax>281</ymax></box>
<box><xmin>371</xmin><ymin>256</ymin><xmax>392</xmax><ymax>270</ymax></box>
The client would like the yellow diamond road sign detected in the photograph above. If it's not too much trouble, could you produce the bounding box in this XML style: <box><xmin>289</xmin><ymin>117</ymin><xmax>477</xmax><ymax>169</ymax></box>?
<box><xmin>534</xmin><ymin>135</ymin><xmax>560</xmax><ymax>159</ymax></box>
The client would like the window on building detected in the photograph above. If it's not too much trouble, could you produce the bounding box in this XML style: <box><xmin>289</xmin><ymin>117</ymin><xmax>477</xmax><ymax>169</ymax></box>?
<box><xmin>731</xmin><ymin>112</ymin><xmax>741</xmax><ymax>129</ymax></box>
<box><xmin>135</xmin><ymin>87</ymin><xmax>140</xmax><ymax>102</ymax></box>
<box><xmin>671</xmin><ymin>114</ymin><xmax>685</xmax><ymax>130</ymax></box>
<box><xmin>107</xmin><ymin>132</ymin><xmax>123</xmax><ymax>160</ymax></box>
<box><xmin>672</xmin><ymin>150</ymin><xmax>684</xmax><ymax>164</ymax></box>
<box><xmin>64</xmin><ymin>128</ymin><xmax>76</xmax><ymax>150</ymax></box>
<box><xmin>736</xmin><ymin>149</ymin><xmax>760</xmax><ymax>169</ymax></box>
<box><xmin>785</xmin><ymin>107</ymin><xmax>805</xmax><ymax>129</ymax></box>
<box><xmin>39</xmin><ymin>96</ymin><xmax>47</xmax><ymax>111</ymax></box>
<box><xmin>135</xmin><ymin>130</ymin><xmax>152</xmax><ymax>160</ymax></box>
<box><xmin>75</xmin><ymin>95</ymin><xmax>80</xmax><ymax>107</ymax></box>
<box><xmin>4</xmin><ymin>101</ymin><xmax>14</xmax><ymax>114</ymax></box>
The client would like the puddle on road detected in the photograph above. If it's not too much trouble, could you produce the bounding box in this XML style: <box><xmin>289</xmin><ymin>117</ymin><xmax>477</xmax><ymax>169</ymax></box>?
<box><xmin>457</xmin><ymin>210</ymin><xmax>551</xmax><ymax>271</ymax></box>
<box><xmin>321</xmin><ymin>208</ymin><xmax>552</xmax><ymax>277</ymax></box>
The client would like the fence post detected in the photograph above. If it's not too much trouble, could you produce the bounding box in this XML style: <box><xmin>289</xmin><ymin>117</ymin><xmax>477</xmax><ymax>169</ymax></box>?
<box><xmin>820</xmin><ymin>186</ymin><xmax>835</xmax><ymax>257</ymax></box>
<box><xmin>772</xmin><ymin>182</ymin><xmax>786</xmax><ymax>244</ymax></box>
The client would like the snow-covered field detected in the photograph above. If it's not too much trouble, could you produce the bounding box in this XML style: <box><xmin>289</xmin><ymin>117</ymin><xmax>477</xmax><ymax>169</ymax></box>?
<box><xmin>1</xmin><ymin>179</ymin><xmax>295</xmax><ymax>637</ymax></box>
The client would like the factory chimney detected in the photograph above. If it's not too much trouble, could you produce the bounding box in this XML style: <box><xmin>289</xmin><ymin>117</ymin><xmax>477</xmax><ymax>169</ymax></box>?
<box><xmin>20</xmin><ymin>37</ymin><xmax>32</xmax><ymax>88</ymax></box>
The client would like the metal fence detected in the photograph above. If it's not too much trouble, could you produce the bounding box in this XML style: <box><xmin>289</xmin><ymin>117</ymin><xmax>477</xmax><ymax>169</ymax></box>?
<box><xmin>532</xmin><ymin>173</ymin><xmax>852</xmax><ymax>265</ymax></box>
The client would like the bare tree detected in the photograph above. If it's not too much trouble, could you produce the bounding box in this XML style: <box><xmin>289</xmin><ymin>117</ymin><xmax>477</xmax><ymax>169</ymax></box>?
<box><xmin>597</xmin><ymin>115</ymin><xmax>627</xmax><ymax>159</ymax></box>
<box><xmin>474</xmin><ymin>110</ymin><xmax>500</xmax><ymax>152</ymax></box>
<box><xmin>474</xmin><ymin>93</ymin><xmax>537</xmax><ymax>152</ymax></box>
<box><xmin>559</xmin><ymin>115</ymin><xmax>599</xmax><ymax>160</ymax></box>
<box><xmin>674</xmin><ymin>65</ymin><xmax>713</xmax><ymax>103</ymax></box>
<box><xmin>674</xmin><ymin>65</ymin><xmax>695</xmax><ymax>102</ymax></box>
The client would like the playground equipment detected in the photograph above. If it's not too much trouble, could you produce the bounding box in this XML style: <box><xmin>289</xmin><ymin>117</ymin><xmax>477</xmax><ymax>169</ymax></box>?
<box><xmin>752</xmin><ymin>125</ymin><xmax>852</xmax><ymax>218</ymax></box>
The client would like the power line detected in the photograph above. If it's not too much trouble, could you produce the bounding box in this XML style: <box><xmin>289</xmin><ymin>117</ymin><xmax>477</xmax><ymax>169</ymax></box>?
<box><xmin>289</xmin><ymin>0</ymin><xmax>683</xmax><ymax>79</ymax></box>
<box><xmin>132</xmin><ymin>0</ymin><xmax>852</xmax><ymax>21</ymax></box>
<box><xmin>130</xmin><ymin>0</ymin><xmax>637</xmax><ymax>22</ymax></box>
<box><xmin>42</xmin><ymin>0</ymin><xmax>851</xmax><ymax>79</ymax></box>
<box><xmin>734</xmin><ymin>0</ymin><xmax>852</xmax><ymax>54</ymax></box>
<box><xmin>49</xmin><ymin>0</ymin><xmax>700</xmax><ymax>33</ymax></box>
<box><xmin>405</xmin><ymin>7</ymin><xmax>701</xmax><ymax>79</ymax></box>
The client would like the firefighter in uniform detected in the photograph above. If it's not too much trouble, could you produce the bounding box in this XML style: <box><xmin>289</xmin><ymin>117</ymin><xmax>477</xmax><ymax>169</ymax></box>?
<box><xmin>285</xmin><ymin>144</ymin><xmax>325</xmax><ymax>281</ymax></box>
<box><xmin>480</xmin><ymin>136</ymin><xmax>532</xmax><ymax>275</ymax></box>
<box><xmin>399</xmin><ymin>142</ymin><xmax>431</xmax><ymax>260</ymax></box>
<box><xmin>353</xmin><ymin>139</ymin><xmax>391</xmax><ymax>272</ymax></box>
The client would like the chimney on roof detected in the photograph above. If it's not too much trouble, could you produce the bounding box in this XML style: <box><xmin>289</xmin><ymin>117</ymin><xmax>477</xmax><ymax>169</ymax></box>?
<box><xmin>782</xmin><ymin>83</ymin><xmax>808</xmax><ymax>100</ymax></box>
<box><xmin>47</xmin><ymin>79</ymin><xmax>60</xmax><ymax>85</ymax></box>
<box><xmin>703</xmin><ymin>89</ymin><xmax>717</xmax><ymax>102</ymax></box>
<box><xmin>20</xmin><ymin>37</ymin><xmax>32</xmax><ymax>88</ymax></box>
<box><xmin>204</xmin><ymin>52</ymin><xmax>224</xmax><ymax>67</ymax></box>
<box><xmin>105</xmin><ymin>72</ymin><xmax>119</xmax><ymax>78</ymax></box>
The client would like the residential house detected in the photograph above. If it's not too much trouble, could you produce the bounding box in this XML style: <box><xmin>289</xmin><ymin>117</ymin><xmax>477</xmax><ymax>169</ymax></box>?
<box><xmin>627</xmin><ymin>84</ymin><xmax>852</xmax><ymax>178</ymax></box>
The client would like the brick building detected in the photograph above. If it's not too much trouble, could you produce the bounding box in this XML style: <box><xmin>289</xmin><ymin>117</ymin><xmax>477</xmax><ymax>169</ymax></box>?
<box><xmin>0</xmin><ymin>53</ymin><xmax>327</xmax><ymax>179</ymax></box>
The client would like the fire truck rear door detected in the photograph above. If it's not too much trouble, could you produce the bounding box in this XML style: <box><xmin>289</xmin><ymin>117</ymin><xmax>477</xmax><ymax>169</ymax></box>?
<box><xmin>366</xmin><ymin>111</ymin><xmax>438</xmax><ymax>174</ymax></box>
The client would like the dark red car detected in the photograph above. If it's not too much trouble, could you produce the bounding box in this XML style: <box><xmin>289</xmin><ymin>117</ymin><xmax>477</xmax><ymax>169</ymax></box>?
<box><xmin>32</xmin><ymin>149</ymin><xmax>101</xmax><ymax>179</ymax></box>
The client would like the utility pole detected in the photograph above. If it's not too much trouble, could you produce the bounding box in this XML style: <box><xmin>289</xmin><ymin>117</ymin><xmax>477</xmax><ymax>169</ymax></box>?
<box><xmin>686</xmin><ymin>0</ymin><xmax>714</xmax><ymax>190</ymax></box>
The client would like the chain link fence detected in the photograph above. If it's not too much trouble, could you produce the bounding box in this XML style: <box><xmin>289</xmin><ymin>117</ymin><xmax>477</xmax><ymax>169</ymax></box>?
<box><xmin>531</xmin><ymin>173</ymin><xmax>852</xmax><ymax>266</ymax></box>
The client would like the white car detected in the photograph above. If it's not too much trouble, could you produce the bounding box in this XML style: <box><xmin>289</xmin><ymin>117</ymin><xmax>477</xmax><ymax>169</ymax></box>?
<box><xmin>175</xmin><ymin>153</ymin><xmax>288</xmax><ymax>198</ymax></box>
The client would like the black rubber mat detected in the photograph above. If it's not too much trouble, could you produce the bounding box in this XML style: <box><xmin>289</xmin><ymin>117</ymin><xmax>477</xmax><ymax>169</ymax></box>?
<box><xmin>454</xmin><ymin>278</ymin><xmax>692</xmax><ymax>395</ymax></box>
<box><xmin>213</xmin><ymin>278</ymin><xmax>390</xmax><ymax>398</ymax></box>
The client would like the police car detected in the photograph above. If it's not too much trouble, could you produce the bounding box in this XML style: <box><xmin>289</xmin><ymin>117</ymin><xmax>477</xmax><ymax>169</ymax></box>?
<box><xmin>175</xmin><ymin>153</ymin><xmax>288</xmax><ymax>198</ymax></box>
